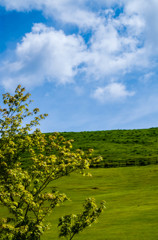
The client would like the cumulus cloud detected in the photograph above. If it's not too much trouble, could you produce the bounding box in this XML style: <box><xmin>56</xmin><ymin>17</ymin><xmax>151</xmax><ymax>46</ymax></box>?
<box><xmin>85</xmin><ymin>17</ymin><xmax>147</xmax><ymax>80</ymax></box>
<box><xmin>0</xmin><ymin>0</ymin><xmax>102</xmax><ymax>29</ymax></box>
<box><xmin>1</xmin><ymin>24</ymin><xmax>87</xmax><ymax>90</ymax></box>
<box><xmin>0</xmin><ymin>0</ymin><xmax>158</xmax><ymax>98</ymax></box>
<box><xmin>123</xmin><ymin>0</ymin><xmax>158</xmax><ymax>52</ymax></box>
<box><xmin>1</xmin><ymin>0</ymin><xmax>158</xmax><ymax>40</ymax></box>
<box><xmin>92</xmin><ymin>83</ymin><xmax>135</xmax><ymax>103</ymax></box>
<box><xmin>0</xmin><ymin>18</ymin><xmax>147</xmax><ymax>91</ymax></box>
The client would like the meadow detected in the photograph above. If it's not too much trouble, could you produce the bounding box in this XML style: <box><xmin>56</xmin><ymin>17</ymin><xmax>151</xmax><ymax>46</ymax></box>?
<box><xmin>1</xmin><ymin>165</ymin><xmax>157</xmax><ymax>239</ymax></box>
<box><xmin>42</xmin><ymin>165</ymin><xmax>158</xmax><ymax>240</ymax></box>
<box><xmin>59</xmin><ymin>128</ymin><xmax>158</xmax><ymax>167</ymax></box>
<box><xmin>20</xmin><ymin>128</ymin><xmax>158</xmax><ymax>168</ymax></box>
<box><xmin>1</xmin><ymin>128</ymin><xmax>158</xmax><ymax>239</ymax></box>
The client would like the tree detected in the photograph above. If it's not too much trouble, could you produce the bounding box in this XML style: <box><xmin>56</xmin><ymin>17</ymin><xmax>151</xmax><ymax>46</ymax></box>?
<box><xmin>0</xmin><ymin>85</ymin><xmax>105</xmax><ymax>240</ymax></box>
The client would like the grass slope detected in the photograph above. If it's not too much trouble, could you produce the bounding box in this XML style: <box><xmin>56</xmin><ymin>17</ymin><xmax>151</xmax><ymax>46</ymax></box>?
<box><xmin>1</xmin><ymin>165</ymin><xmax>157</xmax><ymax>239</ymax></box>
<box><xmin>51</xmin><ymin>128</ymin><xmax>158</xmax><ymax>167</ymax></box>
<box><xmin>42</xmin><ymin>165</ymin><xmax>158</xmax><ymax>240</ymax></box>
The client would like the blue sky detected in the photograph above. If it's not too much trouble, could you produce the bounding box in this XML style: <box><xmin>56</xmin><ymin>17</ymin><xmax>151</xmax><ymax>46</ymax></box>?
<box><xmin>0</xmin><ymin>0</ymin><xmax>158</xmax><ymax>132</ymax></box>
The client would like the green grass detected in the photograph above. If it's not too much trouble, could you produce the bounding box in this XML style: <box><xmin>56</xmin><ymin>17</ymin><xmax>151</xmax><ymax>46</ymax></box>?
<box><xmin>1</xmin><ymin>128</ymin><xmax>158</xmax><ymax>239</ymax></box>
<box><xmin>21</xmin><ymin>128</ymin><xmax>158</xmax><ymax>168</ymax></box>
<box><xmin>1</xmin><ymin>165</ymin><xmax>157</xmax><ymax>239</ymax></box>
<box><xmin>41</xmin><ymin>165</ymin><xmax>158</xmax><ymax>240</ymax></box>
<box><xmin>53</xmin><ymin>128</ymin><xmax>158</xmax><ymax>167</ymax></box>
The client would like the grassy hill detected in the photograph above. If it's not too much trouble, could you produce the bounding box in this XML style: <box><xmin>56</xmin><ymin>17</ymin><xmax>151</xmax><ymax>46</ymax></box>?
<box><xmin>45</xmin><ymin>128</ymin><xmax>158</xmax><ymax>167</ymax></box>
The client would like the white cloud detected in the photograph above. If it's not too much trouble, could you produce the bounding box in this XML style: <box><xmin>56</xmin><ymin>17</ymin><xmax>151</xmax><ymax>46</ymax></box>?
<box><xmin>0</xmin><ymin>0</ymin><xmax>158</xmax><ymax>98</ymax></box>
<box><xmin>92</xmin><ymin>83</ymin><xmax>135</xmax><ymax>103</ymax></box>
<box><xmin>1</xmin><ymin>0</ymin><xmax>158</xmax><ymax>40</ymax></box>
<box><xmin>85</xmin><ymin>16</ymin><xmax>147</xmax><ymax>80</ymax></box>
<box><xmin>1</xmin><ymin>23</ymin><xmax>87</xmax><ymax>90</ymax></box>
<box><xmin>0</xmin><ymin>0</ymin><xmax>102</xmax><ymax>29</ymax></box>
<box><xmin>123</xmin><ymin>0</ymin><xmax>158</xmax><ymax>52</ymax></box>
<box><xmin>0</xmin><ymin>6</ymin><xmax>149</xmax><ymax>91</ymax></box>
<box><xmin>0</xmin><ymin>19</ymin><xmax>148</xmax><ymax>91</ymax></box>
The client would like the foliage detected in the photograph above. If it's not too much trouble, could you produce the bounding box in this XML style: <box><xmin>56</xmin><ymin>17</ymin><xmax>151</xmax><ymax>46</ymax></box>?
<box><xmin>58</xmin><ymin>198</ymin><xmax>105</xmax><ymax>240</ymax></box>
<box><xmin>0</xmin><ymin>85</ymin><xmax>105</xmax><ymax>240</ymax></box>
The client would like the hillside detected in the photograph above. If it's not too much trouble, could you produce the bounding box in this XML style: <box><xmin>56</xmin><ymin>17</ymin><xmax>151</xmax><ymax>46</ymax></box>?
<box><xmin>46</xmin><ymin>128</ymin><xmax>158</xmax><ymax>167</ymax></box>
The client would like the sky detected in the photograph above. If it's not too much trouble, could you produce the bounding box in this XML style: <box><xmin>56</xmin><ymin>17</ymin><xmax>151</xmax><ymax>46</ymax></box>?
<box><xmin>0</xmin><ymin>0</ymin><xmax>158</xmax><ymax>132</ymax></box>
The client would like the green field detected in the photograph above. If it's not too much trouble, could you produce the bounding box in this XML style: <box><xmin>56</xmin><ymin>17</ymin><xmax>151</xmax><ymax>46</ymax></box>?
<box><xmin>20</xmin><ymin>128</ymin><xmax>158</xmax><ymax>168</ymax></box>
<box><xmin>1</xmin><ymin>128</ymin><xmax>158</xmax><ymax>239</ymax></box>
<box><xmin>57</xmin><ymin>128</ymin><xmax>158</xmax><ymax>167</ymax></box>
<box><xmin>41</xmin><ymin>165</ymin><xmax>158</xmax><ymax>240</ymax></box>
<box><xmin>1</xmin><ymin>165</ymin><xmax>157</xmax><ymax>239</ymax></box>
